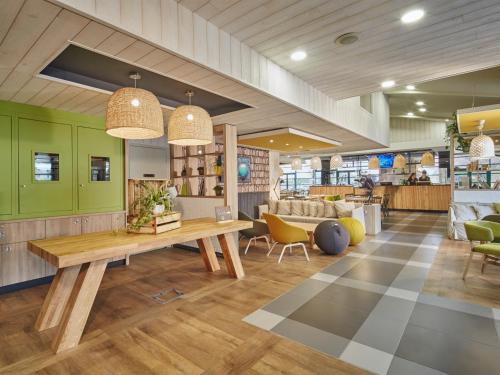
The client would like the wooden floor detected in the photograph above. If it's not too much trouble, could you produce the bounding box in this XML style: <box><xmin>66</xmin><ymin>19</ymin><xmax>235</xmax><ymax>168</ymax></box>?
<box><xmin>0</xmin><ymin>212</ymin><xmax>499</xmax><ymax>374</ymax></box>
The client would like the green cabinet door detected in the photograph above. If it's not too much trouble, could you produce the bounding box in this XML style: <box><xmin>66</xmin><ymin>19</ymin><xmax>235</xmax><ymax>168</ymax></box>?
<box><xmin>77</xmin><ymin>127</ymin><xmax>123</xmax><ymax>212</ymax></box>
<box><xmin>18</xmin><ymin>119</ymin><xmax>73</xmax><ymax>214</ymax></box>
<box><xmin>0</xmin><ymin>115</ymin><xmax>12</xmax><ymax>215</ymax></box>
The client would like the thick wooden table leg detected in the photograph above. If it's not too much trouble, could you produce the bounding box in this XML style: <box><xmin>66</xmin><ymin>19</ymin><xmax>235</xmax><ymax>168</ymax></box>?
<box><xmin>217</xmin><ymin>233</ymin><xmax>245</xmax><ymax>279</ymax></box>
<box><xmin>52</xmin><ymin>259</ymin><xmax>108</xmax><ymax>353</ymax></box>
<box><xmin>197</xmin><ymin>237</ymin><xmax>220</xmax><ymax>272</ymax></box>
<box><xmin>35</xmin><ymin>265</ymin><xmax>81</xmax><ymax>331</ymax></box>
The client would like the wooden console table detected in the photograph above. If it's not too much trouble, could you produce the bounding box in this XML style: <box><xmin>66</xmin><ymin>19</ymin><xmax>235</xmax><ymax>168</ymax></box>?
<box><xmin>28</xmin><ymin>218</ymin><xmax>251</xmax><ymax>353</ymax></box>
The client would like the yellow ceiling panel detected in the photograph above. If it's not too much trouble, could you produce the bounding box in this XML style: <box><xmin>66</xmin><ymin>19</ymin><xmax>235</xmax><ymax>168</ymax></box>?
<box><xmin>237</xmin><ymin>128</ymin><xmax>341</xmax><ymax>152</ymax></box>
<box><xmin>457</xmin><ymin>104</ymin><xmax>500</xmax><ymax>134</ymax></box>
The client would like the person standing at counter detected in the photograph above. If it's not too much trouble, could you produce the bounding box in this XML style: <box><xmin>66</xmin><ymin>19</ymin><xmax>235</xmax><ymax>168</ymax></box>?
<box><xmin>407</xmin><ymin>173</ymin><xmax>418</xmax><ymax>185</ymax></box>
<box><xmin>419</xmin><ymin>170</ymin><xmax>431</xmax><ymax>182</ymax></box>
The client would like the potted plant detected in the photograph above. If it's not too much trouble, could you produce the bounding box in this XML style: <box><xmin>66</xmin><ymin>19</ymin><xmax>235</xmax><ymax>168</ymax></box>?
<box><xmin>445</xmin><ymin>112</ymin><xmax>470</xmax><ymax>152</ymax></box>
<box><xmin>213</xmin><ymin>185</ymin><xmax>223</xmax><ymax>196</ymax></box>
<box><xmin>130</xmin><ymin>182</ymin><xmax>176</xmax><ymax>230</ymax></box>
<box><xmin>197</xmin><ymin>166</ymin><xmax>205</xmax><ymax>175</ymax></box>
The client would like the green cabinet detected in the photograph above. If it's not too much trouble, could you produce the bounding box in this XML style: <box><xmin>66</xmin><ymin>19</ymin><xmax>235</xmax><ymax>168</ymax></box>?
<box><xmin>77</xmin><ymin>127</ymin><xmax>123</xmax><ymax>212</ymax></box>
<box><xmin>0</xmin><ymin>115</ymin><xmax>12</xmax><ymax>215</ymax></box>
<box><xmin>18</xmin><ymin>119</ymin><xmax>73</xmax><ymax>214</ymax></box>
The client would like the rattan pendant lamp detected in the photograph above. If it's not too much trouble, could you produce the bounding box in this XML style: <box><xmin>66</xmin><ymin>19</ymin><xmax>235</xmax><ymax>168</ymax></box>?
<box><xmin>470</xmin><ymin>120</ymin><xmax>495</xmax><ymax>160</ymax></box>
<box><xmin>310</xmin><ymin>156</ymin><xmax>322</xmax><ymax>170</ymax></box>
<box><xmin>420</xmin><ymin>151</ymin><xmax>435</xmax><ymax>166</ymax></box>
<box><xmin>106</xmin><ymin>73</ymin><xmax>164</xmax><ymax>139</ymax></box>
<box><xmin>393</xmin><ymin>154</ymin><xmax>407</xmax><ymax>168</ymax></box>
<box><xmin>330</xmin><ymin>154</ymin><xmax>343</xmax><ymax>169</ymax></box>
<box><xmin>168</xmin><ymin>90</ymin><xmax>213</xmax><ymax>146</ymax></box>
<box><xmin>368</xmin><ymin>155</ymin><xmax>380</xmax><ymax>169</ymax></box>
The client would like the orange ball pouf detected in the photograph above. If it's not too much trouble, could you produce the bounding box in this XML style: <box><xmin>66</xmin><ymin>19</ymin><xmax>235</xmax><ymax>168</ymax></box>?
<box><xmin>338</xmin><ymin>217</ymin><xmax>365</xmax><ymax>245</ymax></box>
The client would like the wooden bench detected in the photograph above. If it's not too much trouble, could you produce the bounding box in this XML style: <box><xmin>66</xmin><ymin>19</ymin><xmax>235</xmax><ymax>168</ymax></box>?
<box><xmin>28</xmin><ymin>217</ymin><xmax>252</xmax><ymax>353</ymax></box>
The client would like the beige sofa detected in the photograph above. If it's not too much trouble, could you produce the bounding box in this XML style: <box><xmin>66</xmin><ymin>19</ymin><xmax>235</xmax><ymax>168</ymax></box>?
<box><xmin>258</xmin><ymin>199</ymin><xmax>366</xmax><ymax>231</ymax></box>
<box><xmin>448</xmin><ymin>202</ymin><xmax>499</xmax><ymax>240</ymax></box>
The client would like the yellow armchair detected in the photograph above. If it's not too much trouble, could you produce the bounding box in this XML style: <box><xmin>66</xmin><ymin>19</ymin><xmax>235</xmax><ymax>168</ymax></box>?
<box><xmin>262</xmin><ymin>213</ymin><xmax>310</xmax><ymax>263</ymax></box>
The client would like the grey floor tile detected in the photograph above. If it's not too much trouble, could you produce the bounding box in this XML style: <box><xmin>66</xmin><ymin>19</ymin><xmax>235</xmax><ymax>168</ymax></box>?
<box><xmin>343</xmin><ymin>258</ymin><xmax>404</xmax><ymax>286</ymax></box>
<box><xmin>262</xmin><ymin>289</ymin><xmax>314</xmax><ymax>317</ymax></box>
<box><xmin>372</xmin><ymin>243</ymin><xmax>417</xmax><ymax>260</ymax></box>
<box><xmin>409</xmin><ymin>302</ymin><xmax>499</xmax><ymax>347</ymax></box>
<box><xmin>418</xmin><ymin>293</ymin><xmax>494</xmax><ymax>320</ymax></box>
<box><xmin>353</xmin><ymin>312</ymin><xmax>409</xmax><ymax>354</ymax></box>
<box><xmin>396</xmin><ymin>323</ymin><xmax>500</xmax><ymax>375</ymax></box>
<box><xmin>335</xmin><ymin>276</ymin><xmax>387</xmax><ymax>295</ymax></box>
<box><xmin>287</xmin><ymin>278</ymin><xmax>330</xmax><ymax>298</ymax></box>
<box><xmin>287</xmin><ymin>295</ymin><xmax>370</xmax><ymax>339</ymax></box>
<box><xmin>410</xmin><ymin>248</ymin><xmax>437</xmax><ymax>263</ymax></box>
<box><xmin>243</xmin><ymin>309</ymin><xmax>285</xmax><ymax>331</ymax></box>
<box><xmin>370</xmin><ymin>295</ymin><xmax>416</xmax><ymax>323</ymax></box>
<box><xmin>388</xmin><ymin>357</ymin><xmax>448</xmax><ymax>375</ymax></box>
<box><xmin>390</xmin><ymin>264</ymin><xmax>429</xmax><ymax>292</ymax></box>
<box><xmin>322</xmin><ymin>256</ymin><xmax>361</xmax><ymax>277</ymax></box>
<box><xmin>272</xmin><ymin>318</ymin><xmax>350</xmax><ymax>357</ymax></box>
<box><xmin>317</xmin><ymin>283</ymin><xmax>383</xmax><ymax>313</ymax></box>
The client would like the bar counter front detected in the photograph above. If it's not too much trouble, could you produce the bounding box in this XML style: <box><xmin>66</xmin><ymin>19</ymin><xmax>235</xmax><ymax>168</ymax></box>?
<box><xmin>310</xmin><ymin>184</ymin><xmax>451</xmax><ymax>211</ymax></box>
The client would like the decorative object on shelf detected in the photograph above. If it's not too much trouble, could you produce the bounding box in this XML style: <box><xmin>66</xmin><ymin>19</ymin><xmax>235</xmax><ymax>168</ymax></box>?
<box><xmin>237</xmin><ymin>156</ymin><xmax>251</xmax><ymax>183</ymax></box>
<box><xmin>197</xmin><ymin>166</ymin><xmax>205</xmax><ymax>175</ymax></box>
<box><xmin>291</xmin><ymin>157</ymin><xmax>302</xmax><ymax>171</ymax></box>
<box><xmin>215</xmin><ymin>155</ymin><xmax>223</xmax><ymax>176</ymax></box>
<box><xmin>420</xmin><ymin>151</ymin><xmax>435</xmax><ymax>166</ymax></box>
<box><xmin>215</xmin><ymin>206</ymin><xmax>233</xmax><ymax>222</ymax></box>
<box><xmin>181</xmin><ymin>165</ymin><xmax>187</xmax><ymax>177</ymax></box>
<box><xmin>198</xmin><ymin>177</ymin><xmax>205</xmax><ymax>196</ymax></box>
<box><xmin>310</xmin><ymin>156</ymin><xmax>322</xmax><ymax>170</ymax></box>
<box><xmin>368</xmin><ymin>155</ymin><xmax>380</xmax><ymax>169</ymax></box>
<box><xmin>470</xmin><ymin>120</ymin><xmax>495</xmax><ymax>160</ymax></box>
<box><xmin>129</xmin><ymin>182</ymin><xmax>181</xmax><ymax>234</ymax></box>
<box><xmin>106</xmin><ymin>72</ymin><xmax>164</xmax><ymax>139</ymax></box>
<box><xmin>393</xmin><ymin>154</ymin><xmax>407</xmax><ymax>168</ymax></box>
<box><xmin>445</xmin><ymin>112</ymin><xmax>470</xmax><ymax>152</ymax></box>
<box><xmin>214</xmin><ymin>185</ymin><xmax>224</xmax><ymax>196</ymax></box>
<box><xmin>168</xmin><ymin>90</ymin><xmax>213</xmax><ymax>146</ymax></box>
<box><xmin>330</xmin><ymin>154</ymin><xmax>343</xmax><ymax>169</ymax></box>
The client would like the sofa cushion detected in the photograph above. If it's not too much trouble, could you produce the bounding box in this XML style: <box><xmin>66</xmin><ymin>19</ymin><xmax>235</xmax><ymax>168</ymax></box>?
<box><xmin>453</xmin><ymin>203</ymin><xmax>477</xmax><ymax>221</ymax></box>
<box><xmin>291</xmin><ymin>200</ymin><xmax>304</xmax><ymax>216</ymax></box>
<box><xmin>323</xmin><ymin>200</ymin><xmax>337</xmax><ymax>218</ymax></box>
<box><xmin>316</xmin><ymin>201</ymin><xmax>325</xmax><ymax>217</ymax></box>
<box><xmin>302</xmin><ymin>201</ymin><xmax>311</xmax><ymax>216</ymax></box>
<box><xmin>473</xmin><ymin>204</ymin><xmax>496</xmax><ymax>219</ymax></box>
<box><xmin>277</xmin><ymin>200</ymin><xmax>291</xmax><ymax>215</ymax></box>
<box><xmin>269</xmin><ymin>200</ymin><xmax>278</xmax><ymax>214</ymax></box>
<box><xmin>309</xmin><ymin>201</ymin><xmax>319</xmax><ymax>217</ymax></box>
<box><xmin>334</xmin><ymin>200</ymin><xmax>356</xmax><ymax>218</ymax></box>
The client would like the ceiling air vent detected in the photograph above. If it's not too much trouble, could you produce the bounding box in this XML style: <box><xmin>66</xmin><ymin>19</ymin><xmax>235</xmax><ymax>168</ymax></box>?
<box><xmin>335</xmin><ymin>32</ymin><xmax>359</xmax><ymax>46</ymax></box>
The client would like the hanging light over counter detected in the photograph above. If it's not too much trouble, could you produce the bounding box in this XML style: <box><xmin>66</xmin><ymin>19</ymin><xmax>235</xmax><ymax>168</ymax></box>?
<box><xmin>330</xmin><ymin>154</ymin><xmax>343</xmax><ymax>169</ymax></box>
<box><xmin>168</xmin><ymin>90</ymin><xmax>213</xmax><ymax>146</ymax></box>
<box><xmin>470</xmin><ymin>120</ymin><xmax>495</xmax><ymax>159</ymax></box>
<box><xmin>420</xmin><ymin>151</ymin><xmax>435</xmax><ymax>166</ymax></box>
<box><xmin>106</xmin><ymin>72</ymin><xmax>164</xmax><ymax>139</ymax></box>
<box><xmin>368</xmin><ymin>156</ymin><xmax>380</xmax><ymax>169</ymax></box>
<box><xmin>310</xmin><ymin>156</ymin><xmax>322</xmax><ymax>170</ymax></box>
<box><xmin>393</xmin><ymin>154</ymin><xmax>407</xmax><ymax>168</ymax></box>
<box><xmin>291</xmin><ymin>158</ymin><xmax>302</xmax><ymax>171</ymax></box>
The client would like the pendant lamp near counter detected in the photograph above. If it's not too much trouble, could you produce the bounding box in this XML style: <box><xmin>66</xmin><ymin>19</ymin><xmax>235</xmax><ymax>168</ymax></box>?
<box><xmin>420</xmin><ymin>151</ymin><xmax>435</xmax><ymax>167</ymax></box>
<box><xmin>106</xmin><ymin>73</ymin><xmax>164</xmax><ymax>139</ymax></box>
<box><xmin>168</xmin><ymin>90</ymin><xmax>213</xmax><ymax>146</ymax></box>
<box><xmin>291</xmin><ymin>157</ymin><xmax>302</xmax><ymax>171</ymax></box>
<box><xmin>469</xmin><ymin>120</ymin><xmax>495</xmax><ymax>160</ymax></box>
<box><xmin>393</xmin><ymin>154</ymin><xmax>407</xmax><ymax>168</ymax></box>
<box><xmin>330</xmin><ymin>154</ymin><xmax>343</xmax><ymax>169</ymax></box>
<box><xmin>368</xmin><ymin>156</ymin><xmax>380</xmax><ymax>169</ymax></box>
<box><xmin>310</xmin><ymin>156</ymin><xmax>322</xmax><ymax>170</ymax></box>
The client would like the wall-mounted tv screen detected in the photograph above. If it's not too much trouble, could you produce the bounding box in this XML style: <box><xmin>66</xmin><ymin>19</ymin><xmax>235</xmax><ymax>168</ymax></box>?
<box><xmin>377</xmin><ymin>153</ymin><xmax>394</xmax><ymax>168</ymax></box>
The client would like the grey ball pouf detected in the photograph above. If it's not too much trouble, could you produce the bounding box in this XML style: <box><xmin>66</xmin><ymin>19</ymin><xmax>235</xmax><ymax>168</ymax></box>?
<box><xmin>313</xmin><ymin>220</ymin><xmax>350</xmax><ymax>255</ymax></box>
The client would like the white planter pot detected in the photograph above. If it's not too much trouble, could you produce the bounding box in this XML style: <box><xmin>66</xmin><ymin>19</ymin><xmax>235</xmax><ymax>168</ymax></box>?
<box><xmin>152</xmin><ymin>204</ymin><xmax>165</xmax><ymax>215</ymax></box>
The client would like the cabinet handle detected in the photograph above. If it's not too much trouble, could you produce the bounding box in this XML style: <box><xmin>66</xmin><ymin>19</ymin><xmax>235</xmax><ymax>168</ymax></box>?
<box><xmin>79</xmin><ymin>184</ymin><xmax>84</xmax><ymax>188</ymax></box>
<box><xmin>21</xmin><ymin>184</ymin><xmax>27</xmax><ymax>188</ymax></box>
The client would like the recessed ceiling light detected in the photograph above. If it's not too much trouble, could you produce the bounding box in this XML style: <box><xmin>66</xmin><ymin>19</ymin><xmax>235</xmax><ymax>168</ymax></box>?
<box><xmin>269</xmin><ymin>139</ymin><xmax>274</xmax><ymax>143</ymax></box>
<box><xmin>335</xmin><ymin>32</ymin><xmax>359</xmax><ymax>46</ymax></box>
<box><xmin>381</xmin><ymin>80</ymin><xmax>395</xmax><ymax>88</ymax></box>
<box><xmin>445</xmin><ymin>118</ymin><xmax>449</xmax><ymax>121</ymax></box>
<box><xmin>287</xmin><ymin>155</ymin><xmax>291</xmax><ymax>157</ymax></box>
<box><xmin>419</xmin><ymin>108</ymin><xmax>427</xmax><ymax>112</ymax></box>
<box><xmin>401</xmin><ymin>9</ymin><xmax>425</xmax><ymax>24</ymax></box>
<box><xmin>416</xmin><ymin>101</ymin><xmax>424</xmax><ymax>106</ymax></box>
<box><xmin>299</xmin><ymin>146</ymin><xmax>303</xmax><ymax>149</ymax></box>
<box><xmin>285</xmin><ymin>143</ymin><xmax>290</xmax><ymax>146</ymax></box>
<box><xmin>407</xmin><ymin>112</ymin><xmax>414</xmax><ymax>116</ymax></box>
<box><xmin>406</xmin><ymin>85</ymin><xmax>415</xmax><ymax>90</ymax></box>
<box><xmin>290</xmin><ymin>50</ymin><xmax>307</xmax><ymax>61</ymax></box>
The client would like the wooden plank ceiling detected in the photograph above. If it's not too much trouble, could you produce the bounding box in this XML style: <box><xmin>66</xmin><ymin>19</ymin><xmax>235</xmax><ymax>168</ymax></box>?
<box><xmin>0</xmin><ymin>0</ymin><xmax>381</xmax><ymax>153</ymax></box>
<box><xmin>180</xmin><ymin>0</ymin><xmax>500</xmax><ymax>99</ymax></box>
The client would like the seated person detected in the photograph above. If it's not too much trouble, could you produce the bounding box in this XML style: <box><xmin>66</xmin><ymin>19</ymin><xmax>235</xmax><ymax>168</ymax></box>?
<box><xmin>419</xmin><ymin>170</ymin><xmax>431</xmax><ymax>182</ymax></box>
<box><xmin>407</xmin><ymin>173</ymin><xmax>417</xmax><ymax>185</ymax></box>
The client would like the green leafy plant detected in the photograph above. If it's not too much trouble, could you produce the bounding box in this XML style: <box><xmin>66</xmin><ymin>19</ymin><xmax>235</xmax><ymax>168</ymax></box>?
<box><xmin>445</xmin><ymin>112</ymin><xmax>470</xmax><ymax>152</ymax></box>
<box><xmin>213</xmin><ymin>185</ymin><xmax>223</xmax><ymax>196</ymax></box>
<box><xmin>130</xmin><ymin>182</ymin><xmax>175</xmax><ymax>230</ymax></box>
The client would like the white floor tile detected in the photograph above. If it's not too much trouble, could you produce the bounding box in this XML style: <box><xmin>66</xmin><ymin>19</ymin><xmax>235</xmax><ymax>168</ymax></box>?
<box><xmin>340</xmin><ymin>341</ymin><xmax>393</xmax><ymax>375</ymax></box>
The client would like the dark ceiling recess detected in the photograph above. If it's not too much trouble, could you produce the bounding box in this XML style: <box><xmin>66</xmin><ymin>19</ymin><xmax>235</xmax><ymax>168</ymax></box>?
<box><xmin>40</xmin><ymin>44</ymin><xmax>251</xmax><ymax>116</ymax></box>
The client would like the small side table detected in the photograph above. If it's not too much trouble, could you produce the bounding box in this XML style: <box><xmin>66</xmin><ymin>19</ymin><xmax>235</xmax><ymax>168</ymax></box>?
<box><xmin>363</xmin><ymin>204</ymin><xmax>381</xmax><ymax>235</ymax></box>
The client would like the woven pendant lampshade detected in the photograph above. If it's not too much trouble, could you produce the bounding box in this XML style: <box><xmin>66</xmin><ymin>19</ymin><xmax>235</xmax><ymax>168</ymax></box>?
<box><xmin>106</xmin><ymin>73</ymin><xmax>164</xmax><ymax>139</ymax></box>
<box><xmin>310</xmin><ymin>156</ymin><xmax>322</xmax><ymax>170</ymax></box>
<box><xmin>291</xmin><ymin>158</ymin><xmax>302</xmax><ymax>171</ymax></box>
<box><xmin>368</xmin><ymin>156</ymin><xmax>380</xmax><ymax>169</ymax></box>
<box><xmin>420</xmin><ymin>151</ymin><xmax>435</xmax><ymax>166</ymax></box>
<box><xmin>168</xmin><ymin>90</ymin><xmax>213</xmax><ymax>146</ymax></box>
<box><xmin>470</xmin><ymin>120</ymin><xmax>495</xmax><ymax>159</ymax></box>
<box><xmin>393</xmin><ymin>154</ymin><xmax>407</xmax><ymax>168</ymax></box>
<box><xmin>330</xmin><ymin>154</ymin><xmax>343</xmax><ymax>169</ymax></box>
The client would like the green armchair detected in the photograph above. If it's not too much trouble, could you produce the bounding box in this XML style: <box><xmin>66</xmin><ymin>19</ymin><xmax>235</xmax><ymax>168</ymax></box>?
<box><xmin>238</xmin><ymin>211</ymin><xmax>270</xmax><ymax>254</ymax></box>
<box><xmin>463</xmin><ymin>221</ymin><xmax>500</xmax><ymax>280</ymax></box>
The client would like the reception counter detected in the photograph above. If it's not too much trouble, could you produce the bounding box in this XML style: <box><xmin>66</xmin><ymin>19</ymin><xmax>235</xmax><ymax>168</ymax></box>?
<box><xmin>310</xmin><ymin>184</ymin><xmax>451</xmax><ymax>211</ymax></box>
